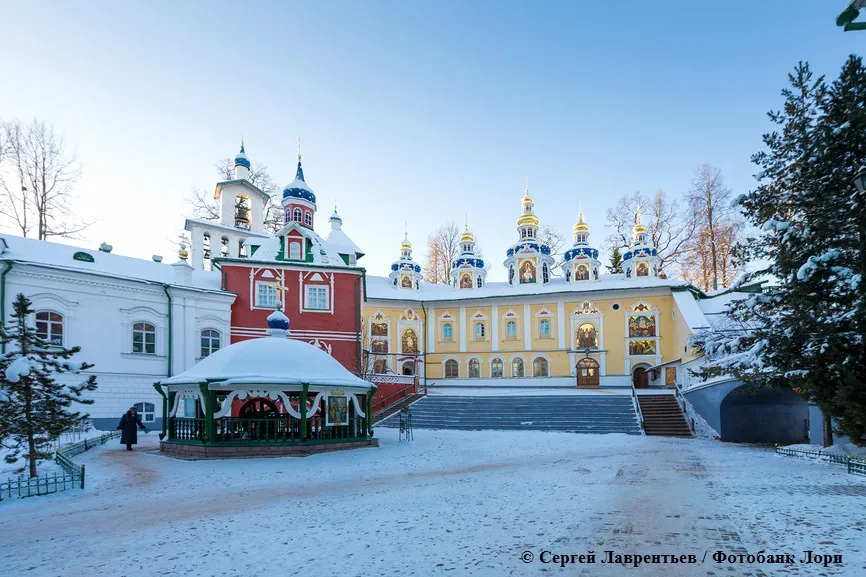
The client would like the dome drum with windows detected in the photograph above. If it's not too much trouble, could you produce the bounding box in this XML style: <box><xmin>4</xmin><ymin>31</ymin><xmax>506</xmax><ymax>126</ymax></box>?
<box><xmin>561</xmin><ymin>207</ymin><xmax>602</xmax><ymax>283</ymax></box>
<box><xmin>504</xmin><ymin>185</ymin><xmax>555</xmax><ymax>286</ymax></box>
<box><xmin>389</xmin><ymin>231</ymin><xmax>423</xmax><ymax>290</ymax></box>
<box><xmin>155</xmin><ymin>307</ymin><xmax>377</xmax><ymax>458</ymax></box>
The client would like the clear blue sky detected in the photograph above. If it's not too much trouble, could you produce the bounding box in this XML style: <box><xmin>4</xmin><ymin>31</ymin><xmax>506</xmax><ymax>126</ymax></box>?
<box><xmin>0</xmin><ymin>1</ymin><xmax>861</xmax><ymax>281</ymax></box>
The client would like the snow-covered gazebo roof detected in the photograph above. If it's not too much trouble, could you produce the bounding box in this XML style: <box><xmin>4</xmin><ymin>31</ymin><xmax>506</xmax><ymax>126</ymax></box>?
<box><xmin>159</xmin><ymin>337</ymin><xmax>372</xmax><ymax>391</ymax></box>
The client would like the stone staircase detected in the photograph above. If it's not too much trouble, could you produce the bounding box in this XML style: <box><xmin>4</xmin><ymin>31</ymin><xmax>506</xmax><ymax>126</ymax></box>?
<box><xmin>372</xmin><ymin>393</ymin><xmax>426</xmax><ymax>424</ymax></box>
<box><xmin>637</xmin><ymin>394</ymin><xmax>693</xmax><ymax>437</ymax></box>
<box><xmin>377</xmin><ymin>394</ymin><xmax>641</xmax><ymax>434</ymax></box>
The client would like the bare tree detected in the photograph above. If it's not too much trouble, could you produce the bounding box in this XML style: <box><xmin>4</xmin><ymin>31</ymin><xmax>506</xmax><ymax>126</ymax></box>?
<box><xmin>186</xmin><ymin>157</ymin><xmax>283</xmax><ymax>234</ymax></box>
<box><xmin>604</xmin><ymin>190</ymin><xmax>695</xmax><ymax>275</ymax></box>
<box><xmin>682</xmin><ymin>164</ymin><xmax>741</xmax><ymax>291</ymax></box>
<box><xmin>538</xmin><ymin>224</ymin><xmax>567</xmax><ymax>273</ymax></box>
<box><xmin>423</xmin><ymin>222</ymin><xmax>460</xmax><ymax>284</ymax></box>
<box><xmin>0</xmin><ymin>119</ymin><xmax>91</xmax><ymax>240</ymax></box>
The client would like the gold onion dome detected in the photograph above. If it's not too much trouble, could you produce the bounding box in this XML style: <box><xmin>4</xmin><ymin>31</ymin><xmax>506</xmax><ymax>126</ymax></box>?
<box><xmin>633</xmin><ymin>206</ymin><xmax>646</xmax><ymax>235</ymax></box>
<box><xmin>517</xmin><ymin>213</ymin><xmax>539</xmax><ymax>226</ymax></box>
<box><xmin>460</xmin><ymin>220</ymin><xmax>475</xmax><ymax>243</ymax></box>
<box><xmin>401</xmin><ymin>231</ymin><xmax>412</xmax><ymax>249</ymax></box>
<box><xmin>573</xmin><ymin>209</ymin><xmax>589</xmax><ymax>234</ymax></box>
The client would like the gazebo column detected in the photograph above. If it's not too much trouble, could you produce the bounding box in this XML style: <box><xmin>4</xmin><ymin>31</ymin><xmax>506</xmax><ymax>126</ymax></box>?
<box><xmin>199</xmin><ymin>383</ymin><xmax>214</xmax><ymax>444</ymax></box>
<box><xmin>300</xmin><ymin>384</ymin><xmax>309</xmax><ymax>441</ymax></box>
<box><xmin>366</xmin><ymin>388</ymin><xmax>375</xmax><ymax>436</ymax></box>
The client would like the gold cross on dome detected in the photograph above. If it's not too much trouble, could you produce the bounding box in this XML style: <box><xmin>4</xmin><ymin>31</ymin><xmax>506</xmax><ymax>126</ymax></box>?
<box><xmin>270</xmin><ymin>283</ymin><xmax>287</xmax><ymax>299</ymax></box>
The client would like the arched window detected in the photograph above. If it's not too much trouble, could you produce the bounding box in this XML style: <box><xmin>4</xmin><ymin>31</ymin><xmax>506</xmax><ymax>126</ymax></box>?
<box><xmin>401</xmin><ymin>329</ymin><xmax>418</xmax><ymax>354</ymax></box>
<box><xmin>132</xmin><ymin>322</ymin><xmax>156</xmax><ymax>355</ymax></box>
<box><xmin>539</xmin><ymin>318</ymin><xmax>551</xmax><ymax>338</ymax></box>
<box><xmin>533</xmin><ymin>357</ymin><xmax>549</xmax><ymax>377</ymax></box>
<box><xmin>565</xmin><ymin>268</ymin><xmax>571</xmax><ymax>282</ymax></box>
<box><xmin>468</xmin><ymin>358</ymin><xmax>480</xmax><ymax>378</ymax></box>
<box><xmin>474</xmin><ymin>321</ymin><xmax>485</xmax><ymax>340</ymax></box>
<box><xmin>35</xmin><ymin>311</ymin><xmax>63</xmax><ymax>346</ymax></box>
<box><xmin>200</xmin><ymin>329</ymin><xmax>221</xmax><ymax>358</ymax></box>
<box><xmin>506</xmin><ymin>320</ymin><xmax>517</xmax><ymax>339</ymax></box>
<box><xmin>373</xmin><ymin>359</ymin><xmax>388</xmax><ymax>374</ymax></box>
<box><xmin>293</xmin><ymin>207</ymin><xmax>302</xmax><ymax>222</ymax></box>
<box><xmin>289</xmin><ymin>241</ymin><xmax>301</xmax><ymax>260</ymax></box>
<box><xmin>234</xmin><ymin>196</ymin><xmax>251</xmax><ymax>230</ymax></box>
<box><xmin>491</xmin><ymin>358</ymin><xmax>503</xmax><ymax>378</ymax></box>
<box><xmin>477</xmin><ymin>275</ymin><xmax>483</xmax><ymax>288</ymax></box>
<box><xmin>304</xmin><ymin>211</ymin><xmax>313</xmax><ymax>226</ymax></box>
<box><xmin>542</xmin><ymin>263</ymin><xmax>549</xmax><ymax>283</ymax></box>
<box><xmin>576</xmin><ymin>358</ymin><xmax>600</xmax><ymax>386</ymax></box>
<box><xmin>509</xmin><ymin>265</ymin><xmax>515</xmax><ymax>284</ymax></box>
<box><xmin>576</xmin><ymin>323</ymin><xmax>598</xmax><ymax>350</ymax></box>
<box><xmin>220</xmin><ymin>237</ymin><xmax>229</xmax><ymax>257</ymax></box>
<box><xmin>442</xmin><ymin>322</ymin><xmax>453</xmax><ymax>340</ymax></box>
<box><xmin>444</xmin><ymin>359</ymin><xmax>459</xmax><ymax>378</ymax></box>
<box><xmin>511</xmin><ymin>358</ymin><xmax>524</xmax><ymax>378</ymax></box>
<box><xmin>134</xmin><ymin>402</ymin><xmax>155</xmax><ymax>423</ymax></box>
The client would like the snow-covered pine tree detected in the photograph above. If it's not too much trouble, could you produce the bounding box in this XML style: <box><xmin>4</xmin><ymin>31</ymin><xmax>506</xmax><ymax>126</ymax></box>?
<box><xmin>0</xmin><ymin>293</ymin><xmax>98</xmax><ymax>477</ymax></box>
<box><xmin>693</xmin><ymin>57</ymin><xmax>866</xmax><ymax>447</ymax></box>
<box><xmin>608</xmin><ymin>246</ymin><xmax>623</xmax><ymax>274</ymax></box>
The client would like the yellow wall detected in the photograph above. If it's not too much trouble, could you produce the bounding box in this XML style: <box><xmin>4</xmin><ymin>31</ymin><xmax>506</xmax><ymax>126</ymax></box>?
<box><xmin>364</xmin><ymin>288</ymin><xmax>697</xmax><ymax>380</ymax></box>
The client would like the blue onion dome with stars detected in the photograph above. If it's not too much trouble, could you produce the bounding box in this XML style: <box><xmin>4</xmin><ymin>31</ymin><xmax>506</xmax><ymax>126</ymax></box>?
<box><xmin>234</xmin><ymin>141</ymin><xmax>251</xmax><ymax>170</ymax></box>
<box><xmin>504</xmin><ymin>182</ymin><xmax>556</xmax><ymax>285</ymax></box>
<box><xmin>389</xmin><ymin>231</ymin><xmax>422</xmax><ymax>289</ymax></box>
<box><xmin>266</xmin><ymin>303</ymin><xmax>290</xmax><ymax>337</ymax></box>
<box><xmin>622</xmin><ymin>206</ymin><xmax>660</xmax><ymax>279</ymax></box>
<box><xmin>451</xmin><ymin>221</ymin><xmax>487</xmax><ymax>289</ymax></box>
<box><xmin>562</xmin><ymin>205</ymin><xmax>601</xmax><ymax>282</ymax></box>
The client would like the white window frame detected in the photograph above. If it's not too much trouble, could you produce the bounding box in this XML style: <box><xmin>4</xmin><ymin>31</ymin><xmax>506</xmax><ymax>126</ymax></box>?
<box><xmin>289</xmin><ymin>241</ymin><xmax>302</xmax><ymax>260</ymax></box>
<box><xmin>254</xmin><ymin>281</ymin><xmax>278</xmax><ymax>309</ymax></box>
<box><xmin>200</xmin><ymin>328</ymin><xmax>221</xmax><ymax>359</ymax></box>
<box><xmin>293</xmin><ymin>207</ymin><xmax>302</xmax><ymax>222</ymax></box>
<box><xmin>35</xmin><ymin>310</ymin><xmax>64</xmax><ymax>347</ymax></box>
<box><xmin>444</xmin><ymin>358</ymin><xmax>459</xmax><ymax>379</ymax></box>
<box><xmin>132</xmin><ymin>321</ymin><xmax>157</xmax><ymax>355</ymax></box>
<box><xmin>304</xmin><ymin>211</ymin><xmax>313</xmax><ymax>226</ymax></box>
<box><xmin>134</xmin><ymin>402</ymin><xmax>156</xmax><ymax>423</ymax></box>
<box><xmin>304</xmin><ymin>285</ymin><xmax>330</xmax><ymax>311</ymax></box>
<box><xmin>442</xmin><ymin>322</ymin><xmax>453</xmax><ymax>341</ymax></box>
<box><xmin>473</xmin><ymin>321</ymin><xmax>485</xmax><ymax>341</ymax></box>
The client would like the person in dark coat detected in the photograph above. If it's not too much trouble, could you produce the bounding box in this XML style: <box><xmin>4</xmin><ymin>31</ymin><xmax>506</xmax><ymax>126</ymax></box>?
<box><xmin>118</xmin><ymin>407</ymin><xmax>148</xmax><ymax>450</ymax></box>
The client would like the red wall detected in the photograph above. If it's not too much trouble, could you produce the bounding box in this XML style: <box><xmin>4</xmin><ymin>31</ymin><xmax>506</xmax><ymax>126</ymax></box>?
<box><xmin>222</xmin><ymin>262</ymin><xmax>363</xmax><ymax>375</ymax></box>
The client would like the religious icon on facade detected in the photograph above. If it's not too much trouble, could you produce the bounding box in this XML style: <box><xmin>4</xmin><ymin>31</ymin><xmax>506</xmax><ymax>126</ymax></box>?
<box><xmin>371</xmin><ymin>322</ymin><xmax>388</xmax><ymax>336</ymax></box>
<box><xmin>576</xmin><ymin>323</ymin><xmax>598</xmax><ymax>349</ymax></box>
<box><xmin>576</xmin><ymin>264</ymin><xmax>590</xmax><ymax>281</ymax></box>
<box><xmin>629</xmin><ymin>339</ymin><xmax>656</xmax><ymax>355</ymax></box>
<box><xmin>628</xmin><ymin>315</ymin><xmax>656</xmax><ymax>337</ymax></box>
<box><xmin>637</xmin><ymin>262</ymin><xmax>649</xmax><ymax>277</ymax></box>
<box><xmin>519</xmin><ymin>260</ymin><xmax>537</xmax><ymax>284</ymax></box>
<box><xmin>401</xmin><ymin>275</ymin><xmax>413</xmax><ymax>288</ymax></box>
<box><xmin>401</xmin><ymin>329</ymin><xmax>418</xmax><ymax>354</ymax></box>
<box><xmin>371</xmin><ymin>339</ymin><xmax>387</xmax><ymax>353</ymax></box>
<box><xmin>327</xmin><ymin>396</ymin><xmax>348</xmax><ymax>426</ymax></box>
<box><xmin>460</xmin><ymin>273</ymin><xmax>473</xmax><ymax>289</ymax></box>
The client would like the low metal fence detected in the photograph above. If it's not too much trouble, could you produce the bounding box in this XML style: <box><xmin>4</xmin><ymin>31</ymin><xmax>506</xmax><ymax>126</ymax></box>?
<box><xmin>0</xmin><ymin>430</ymin><xmax>121</xmax><ymax>501</ymax></box>
<box><xmin>775</xmin><ymin>446</ymin><xmax>866</xmax><ymax>477</ymax></box>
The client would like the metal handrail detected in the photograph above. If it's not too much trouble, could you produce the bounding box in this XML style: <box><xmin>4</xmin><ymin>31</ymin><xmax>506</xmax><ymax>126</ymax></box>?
<box><xmin>672</xmin><ymin>381</ymin><xmax>695</xmax><ymax>433</ymax></box>
<box><xmin>631</xmin><ymin>385</ymin><xmax>645</xmax><ymax>431</ymax></box>
<box><xmin>372</xmin><ymin>379</ymin><xmax>428</xmax><ymax>417</ymax></box>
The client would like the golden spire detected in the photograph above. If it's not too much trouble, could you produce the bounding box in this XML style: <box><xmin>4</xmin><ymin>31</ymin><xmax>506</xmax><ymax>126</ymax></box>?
<box><xmin>633</xmin><ymin>203</ymin><xmax>646</xmax><ymax>235</ymax></box>
<box><xmin>401</xmin><ymin>223</ymin><xmax>412</xmax><ymax>249</ymax></box>
<box><xmin>460</xmin><ymin>216</ymin><xmax>474</xmax><ymax>243</ymax></box>
<box><xmin>573</xmin><ymin>200</ymin><xmax>589</xmax><ymax>235</ymax></box>
<box><xmin>240</xmin><ymin>135</ymin><xmax>245</xmax><ymax>150</ymax></box>
<box><xmin>297</xmin><ymin>135</ymin><xmax>302</xmax><ymax>162</ymax></box>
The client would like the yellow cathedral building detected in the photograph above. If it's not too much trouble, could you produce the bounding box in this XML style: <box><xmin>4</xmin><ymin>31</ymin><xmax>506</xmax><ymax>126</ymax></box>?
<box><xmin>362</xmin><ymin>186</ymin><xmax>704</xmax><ymax>388</ymax></box>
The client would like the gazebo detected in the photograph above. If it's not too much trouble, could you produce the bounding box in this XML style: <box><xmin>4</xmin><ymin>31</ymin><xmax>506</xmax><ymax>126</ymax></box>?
<box><xmin>154</xmin><ymin>307</ymin><xmax>377</xmax><ymax>458</ymax></box>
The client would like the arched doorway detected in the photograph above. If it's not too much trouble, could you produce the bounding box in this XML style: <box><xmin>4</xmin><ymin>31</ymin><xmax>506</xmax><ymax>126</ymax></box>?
<box><xmin>576</xmin><ymin>358</ymin><xmax>600</xmax><ymax>387</ymax></box>
<box><xmin>238</xmin><ymin>398</ymin><xmax>280</xmax><ymax>441</ymax></box>
<box><xmin>401</xmin><ymin>361</ymin><xmax>415</xmax><ymax>376</ymax></box>
<box><xmin>632</xmin><ymin>365</ymin><xmax>649</xmax><ymax>388</ymax></box>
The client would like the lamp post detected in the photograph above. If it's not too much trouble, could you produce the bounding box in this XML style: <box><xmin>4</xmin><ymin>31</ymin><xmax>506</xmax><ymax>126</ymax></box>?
<box><xmin>837</xmin><ymin>0</ymin><xmax>866</xmax><ymax>31</ymax></box>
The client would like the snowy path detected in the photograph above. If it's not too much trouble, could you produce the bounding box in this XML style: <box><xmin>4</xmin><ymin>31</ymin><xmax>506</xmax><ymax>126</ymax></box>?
<box><xmin>0</xmin><ymin>430</ymin><xmax>864</xmax><ymax>576</ymax></box>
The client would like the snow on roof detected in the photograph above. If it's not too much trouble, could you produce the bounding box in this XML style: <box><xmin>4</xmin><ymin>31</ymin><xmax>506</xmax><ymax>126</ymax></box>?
<box><xmin>159</xmin><ymin>336</ymin><xmax>372</xmax><ymax>390</ymax></box>
<box><xmin>326</xmin><ymin>228</ymin><xmax>364</xmax><ymax>257</ymax></box>
<box><xmin>697</xmin><ymin>291</ymin><xmax>748</xmax><ymax>316</ymax></box>
<box><xmin>366</xmin><ymin>274</ymin><xmax>690</xmax><ymax>302</ymax></box>
<box><xmin>0</xmin><ymin>234</ymin><xmax>222</xmax><ymax>291</ymax></box>
<box><xmin>671</xmin><ymin>290</ymin><xmax>710</xmax><ymax>333</ymax></box>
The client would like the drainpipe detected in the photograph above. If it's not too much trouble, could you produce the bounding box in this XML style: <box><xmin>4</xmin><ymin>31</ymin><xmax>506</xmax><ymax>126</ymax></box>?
<box><xmin>152</xmin><ymin>383</ymin><xmax>168</xmax><ymax>440</ymax></box>
<box><xmin>162</xmin><ymin>285</ymin><xmax>173</xmax><ymax>377</ymax></box>
<box><xmin>420</xmin><ymin>301</ymin><xmax>428</xmax><ymax>391</ymax></box>
<box><xmin>1</xmin><ymin>261</ymin><xmax>12</xmax><ymax>353</ymax></box>
<box><xmin>355</xmin><ymin>273</ymin><xmax>362</xmax><ymax>375</ymax></box>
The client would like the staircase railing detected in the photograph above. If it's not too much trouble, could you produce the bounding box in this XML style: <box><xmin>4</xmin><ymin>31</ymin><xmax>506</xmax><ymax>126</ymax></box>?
<box><xmin>372</xmin><ymin>379</ymin><xmax>429</xmax><ymax>418</ymax></box>
<box><xmin>631</xmin><ymin>385</ymin><xmax>645</xmax><ymax>433</ymax></box>
<box><xmin>673</xmin><ymin>382</ymin><xmax>695</xmax><ymax>434</ymax></box>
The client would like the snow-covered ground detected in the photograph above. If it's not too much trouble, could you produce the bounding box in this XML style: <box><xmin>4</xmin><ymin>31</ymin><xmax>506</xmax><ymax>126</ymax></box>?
<box><xmin>1</xmin><ymin>430</ymin><xmax>864</xmax><ymax>576</ymax></box>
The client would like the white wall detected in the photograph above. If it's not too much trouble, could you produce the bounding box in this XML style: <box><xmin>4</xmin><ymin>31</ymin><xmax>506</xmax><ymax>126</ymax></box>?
<box><xmin>4</xmin><ymin>263</ymin><xmax>235</xmax><ymax>427</ymax></box>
